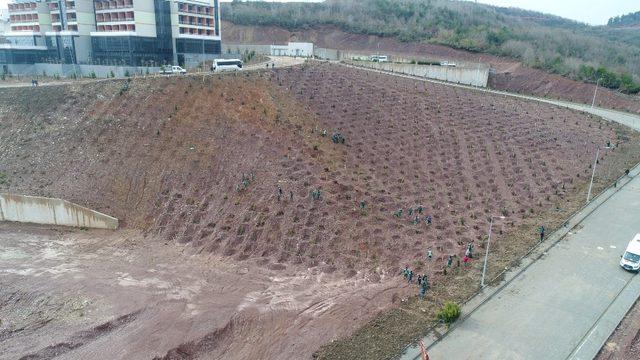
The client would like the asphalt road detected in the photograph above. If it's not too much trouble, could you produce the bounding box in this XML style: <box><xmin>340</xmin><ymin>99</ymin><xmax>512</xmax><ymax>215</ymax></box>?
<box><xmin>401</xmin><ymin>170</ymin><xmax>640</xmax><ymax>360</ymax></box>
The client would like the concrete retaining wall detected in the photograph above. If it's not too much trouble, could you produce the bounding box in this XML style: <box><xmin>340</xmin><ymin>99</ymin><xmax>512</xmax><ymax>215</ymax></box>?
<box><xmin>0</xmin><ymin>193</ymin><xmax>118</xmax><ymax>229</ymax></box>
<box><xmin>314</xmin><ymin>47</ymin><xmax>340</xmax><ymax>60</ymax></box>
<box><xmin>222</xmin><ymin>44</ymin><xmax>271</xmax><ymax>56</ymax></box>
<box><xmin>348</xmin><ymin>60</ymin><xmax>489</xmax><ymax>87</ymax></box>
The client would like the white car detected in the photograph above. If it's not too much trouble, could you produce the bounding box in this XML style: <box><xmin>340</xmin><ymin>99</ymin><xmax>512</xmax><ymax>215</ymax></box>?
<box><xmin>159</xmin><ymin>65</ymin><xmax>187</xmax><ymax>75</ymax></box>
<box><xmin>370</xmin><ymin>55</ymin><xmax>388</xmax><ymax>63</ymax></box>
<box><xmin>620</xmin><ymin>233</ymin><xmax>640</xmax><ymax>272</ymax></box>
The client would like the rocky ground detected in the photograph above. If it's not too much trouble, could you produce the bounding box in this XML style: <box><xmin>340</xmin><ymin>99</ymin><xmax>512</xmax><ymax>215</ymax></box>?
<box><xmin>1</xmin><ymin>63</ymin><xmax>639</xmax><ymax>359</ymax></box>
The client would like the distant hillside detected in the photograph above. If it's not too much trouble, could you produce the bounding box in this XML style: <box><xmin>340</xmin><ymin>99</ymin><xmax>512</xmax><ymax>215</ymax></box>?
<box><xmin>222</xmin><ymin>0</ymin><xmax>640</xmax><ymax>94</ymax></box>
<box><xmin>609</xmin><ymin>11</ymin><xmax>640</xmax><ymax>27</ymax></box>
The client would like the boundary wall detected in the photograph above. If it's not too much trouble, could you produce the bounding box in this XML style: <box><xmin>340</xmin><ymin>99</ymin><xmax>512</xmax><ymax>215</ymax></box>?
<box><xmin>346</xmin><ymin>60</ymin><xmax>489</xmax><ymax>87</ymax></box>
<box><xmin>0</xmin><ymin>193</ymin><xmax>118</xmax><ymax>230</ymax></box>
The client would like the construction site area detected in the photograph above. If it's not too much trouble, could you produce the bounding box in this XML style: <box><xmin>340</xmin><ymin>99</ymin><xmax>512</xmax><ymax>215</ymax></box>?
<box><xmin>1</xmin><ymin>61</ymin><xmax>640</xmax><ymax>359</ymax></box>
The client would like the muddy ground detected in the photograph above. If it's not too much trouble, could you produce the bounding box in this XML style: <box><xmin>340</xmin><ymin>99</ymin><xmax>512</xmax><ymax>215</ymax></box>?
<box><xmin>0</xmin><ymin>223</ymin><xmax>406</xmax><ymax>359</ymax></box>
<box><xmin>1</xmin><ymin>63</ymin><xmax>639</xmax><ymax>359</ymax></box>
<box><xmin>221</xmin><ymin>21</ymin><xmax>640</xmax><ymax>114</ymax></box>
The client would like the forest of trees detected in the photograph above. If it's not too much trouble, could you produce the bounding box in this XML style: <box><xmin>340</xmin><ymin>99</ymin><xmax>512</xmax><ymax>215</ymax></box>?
<box><xmin>223</xmin><ymin>0</ymin><xmax>640</xmax><ymax>94</ymax></box>
<box><xmin>608</xmin><ymin>11</ymin><xmax>640</xmax><ymax>27</ymax></box>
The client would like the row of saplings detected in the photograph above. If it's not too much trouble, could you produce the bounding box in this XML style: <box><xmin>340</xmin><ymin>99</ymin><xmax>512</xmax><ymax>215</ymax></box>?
<box><xmin>319</xmin><ymin>120</ymin><xmax>461</xmax><ymax>327</ymax></box>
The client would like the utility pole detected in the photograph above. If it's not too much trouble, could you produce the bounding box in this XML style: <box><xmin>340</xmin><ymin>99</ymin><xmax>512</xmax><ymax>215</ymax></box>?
<box><xmin>591</xmin><ymin>78</ymin><xmax>602</xmax><ymax>109</ymax></box>
<box><xmin>481</xmin><ymin>215</ymin><xmax>505</xmax><ymax>288</ymax></box>
<box><xmin>587</xmin><ymin>148</ymin><xmax>600</xmax><ymax>203</ymax></box>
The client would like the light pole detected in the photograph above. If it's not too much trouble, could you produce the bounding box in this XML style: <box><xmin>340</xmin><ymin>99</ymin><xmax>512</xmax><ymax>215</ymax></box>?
<box><xmin>586</xmin><ymin>144</ymin><xmax>612</xmax><ymax>203</ymax></box>
<box><xmin>591</xmin><ymin>78</ymin><xmax>602</xmax><ymax>109</ymax></box>
<box><xmin>481</xmin><ymin>215</ymin><xmax>506</xmax><ymax>288</ymax></box>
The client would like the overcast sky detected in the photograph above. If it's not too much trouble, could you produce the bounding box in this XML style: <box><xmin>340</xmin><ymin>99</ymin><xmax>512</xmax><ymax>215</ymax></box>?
<box><xmin>1</xmin><ymin>0</ymin><xmax>638</xmax><ymax>26</ymax></box>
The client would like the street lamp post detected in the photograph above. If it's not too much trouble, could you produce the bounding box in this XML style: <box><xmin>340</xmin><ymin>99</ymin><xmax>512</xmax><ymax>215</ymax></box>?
<box><xmin>481</xmin><ymin>215</ymin><xmax>506</xmax><ymax>288</ymax></box>
<box><xmin>586</xmin><ymin>147</ymin><xmax>600</xmax><ymax>204</ymax></box>
<box><xmin>591</xmin><ymin>78</ymin><xmax>602</xmax><ymax>109</ymax></box>
<box><xmin>586</xmin><ymin>144</ymin><xmax>612</xmax><ymax>204</ymax></box>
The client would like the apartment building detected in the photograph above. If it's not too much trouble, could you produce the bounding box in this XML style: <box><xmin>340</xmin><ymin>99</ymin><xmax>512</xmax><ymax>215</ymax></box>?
<box><xmin>1</xmin><ymin>0</ymin><xmax>221</xmax><ymax>66</ymax></box>
<box><xmin>46</xmin><ymin>0</ymin><xmax>95</xmax><ymax>63</ymax></box>
<box><xmin>90</xmin><ymin>0</ymin><xmax>220</xmax><ymax>65</ymax></box>
<box><xmin>1</xmin><ymin>0</ymin><xmax>94</xmax><ymax>64</ymax></box>
<box><xmin>1</xmin><ymin>0</ymin><xmax>50</xmax><ymax>64</ymax></box>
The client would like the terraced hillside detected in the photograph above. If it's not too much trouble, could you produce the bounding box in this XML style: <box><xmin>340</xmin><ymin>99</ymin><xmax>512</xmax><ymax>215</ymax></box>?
<box><xmin>2</xmin><ymin>63</ymin><xmax>640</xmax><ymax>359</ymax></box>
<box><xmin>1</xmin><ymin>64</ymin><xmax>639</xmax><ymax>276</ymax></box>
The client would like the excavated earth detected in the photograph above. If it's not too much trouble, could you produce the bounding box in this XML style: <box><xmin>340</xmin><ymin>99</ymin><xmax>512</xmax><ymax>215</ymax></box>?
<box><xmin>0</xmin><ymin>63</ymin><xmax>639</xmax><ymax>359</ymax></box>
<box><xmin>222</xmin><ymin>21</ymin><xmax>640</xmax><ymax>114</ymax></box>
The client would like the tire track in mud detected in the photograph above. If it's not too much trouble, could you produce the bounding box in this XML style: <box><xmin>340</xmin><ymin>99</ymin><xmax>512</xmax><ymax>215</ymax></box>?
<box><xmin>18</xmin><ymin>309</ymin><xmax>143</xmax><ymax>360</ymax></box>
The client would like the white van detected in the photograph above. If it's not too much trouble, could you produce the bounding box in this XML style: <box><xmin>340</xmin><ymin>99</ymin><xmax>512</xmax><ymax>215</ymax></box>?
<box><xmin>370</xmin><ymin>55</ymin><xmax>388</xmax><ymax>63</ymax></box>
<box><xmin>212</xmin><ymin>59</ymin><xmax>243</xmax><ymax>71</ymax></box>
<box><xmin>620</xmin><ymin>233</ymin><xmax>640</xmax><ymax>272</ymax></box>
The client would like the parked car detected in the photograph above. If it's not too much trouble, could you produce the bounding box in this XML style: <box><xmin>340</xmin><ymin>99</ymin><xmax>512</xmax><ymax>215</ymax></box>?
<box><xmin>620</xmin><ymin>233</ymin><xmax>640</xmax><ymax>272</ymax></box>
<box><xmin>370</xmin><ymin>55</ymin><xmax>388</xmax><ymax>62</ymax></box>
<box><xmin>159</xmin><ymin>65</ymin><xmax>187</xmax><ymax>75</ymax></box>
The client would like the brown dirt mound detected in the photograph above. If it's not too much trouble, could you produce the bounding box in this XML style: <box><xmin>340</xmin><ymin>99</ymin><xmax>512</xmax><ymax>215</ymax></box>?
<box><xmin>1</xmin><ymin>63</ymin><xmax>637</xmax><ymax>279</ymax></box>
<box><xmin>2</xmin><ymin>63</ymin><xmax>640</xmax><ymax>360</ymax></box>
<box><xmin>222</xmin><ymin>21</ymin><xmax>640</xmax><ymax>114</ymax></box>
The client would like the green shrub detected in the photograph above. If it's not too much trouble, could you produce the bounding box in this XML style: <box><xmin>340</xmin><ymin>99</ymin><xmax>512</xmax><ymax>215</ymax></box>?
<box><xmin>124</xmin><ymin>70</ymin><xmax>130</xmax><ymax>77</ymax></box>
<box><xmin>90</xmin><ymin>71</ymin><xmax>96</xmax><ymax>79</ymax></box>
<box><xmin>437</xmin><ymin>302</ymin><xmax>461</xmax><ymax>325</ymax></box>
<box><xmin>110</xmin><ymin>70</ymin><xmax>115</xmax><ymax>78</ymax></box>
<box><xmin>0</xmin><ymin>172</ymin><xmax>8</xmax><ymax>185</ymax></box>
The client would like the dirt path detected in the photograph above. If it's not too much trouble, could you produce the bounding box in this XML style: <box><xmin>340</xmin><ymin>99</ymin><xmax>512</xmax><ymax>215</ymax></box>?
<box><xmin>0</xmin><ymin>223</ymin><xmax>405</xmax><ymax>360</ymax></box>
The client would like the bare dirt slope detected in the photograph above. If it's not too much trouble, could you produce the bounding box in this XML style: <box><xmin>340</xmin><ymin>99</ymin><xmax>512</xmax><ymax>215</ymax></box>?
<box><xmin>1</xmin><ymin>64</ymin><xmax>639</xmax><ymax>359</ymax></box>
<box><xmin>2</xmin><ymin>64</ymin><xmax>636</xmax><ymax>274</ymax></box>
<box><xmin>222</xmin><ymin>21</ymin><xmax>640</xmax><ymax>114</ymax></box>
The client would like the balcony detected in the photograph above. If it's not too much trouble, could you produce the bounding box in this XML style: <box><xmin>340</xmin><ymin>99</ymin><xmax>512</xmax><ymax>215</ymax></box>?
<box><xmin>94</xmin><ymin>0</ymin><xmax>134</xmax><ymax>11</ymax></box>
<box><xmin>8</xmin><ymin>2</ymin><xmax>37</xmax><ymax>13</ymax></box>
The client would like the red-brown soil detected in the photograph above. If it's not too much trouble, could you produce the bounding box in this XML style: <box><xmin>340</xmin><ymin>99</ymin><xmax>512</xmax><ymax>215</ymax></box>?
<box><xmin>222</xmin><ymin>21</ymin><xmax>640</xmax><ymax>114</ymax></box>
<box><xmin>1</xmin><ymin>64</ymin><xmax>630</xmax><ymax>275</ymax></box>
<box><xmin>0</xmin><ymin>223</ymin><xmax>402</xmax><ymax>360</ymax></box>
<box><xmin>596</xmin><ymin>299</ymin><xmax>640</xmax><ymax>360</ymax></box>
<box><xmin>0</xmin><ymin>64</ymin><xmax>638</xmax><ymax>359</ymax></box>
